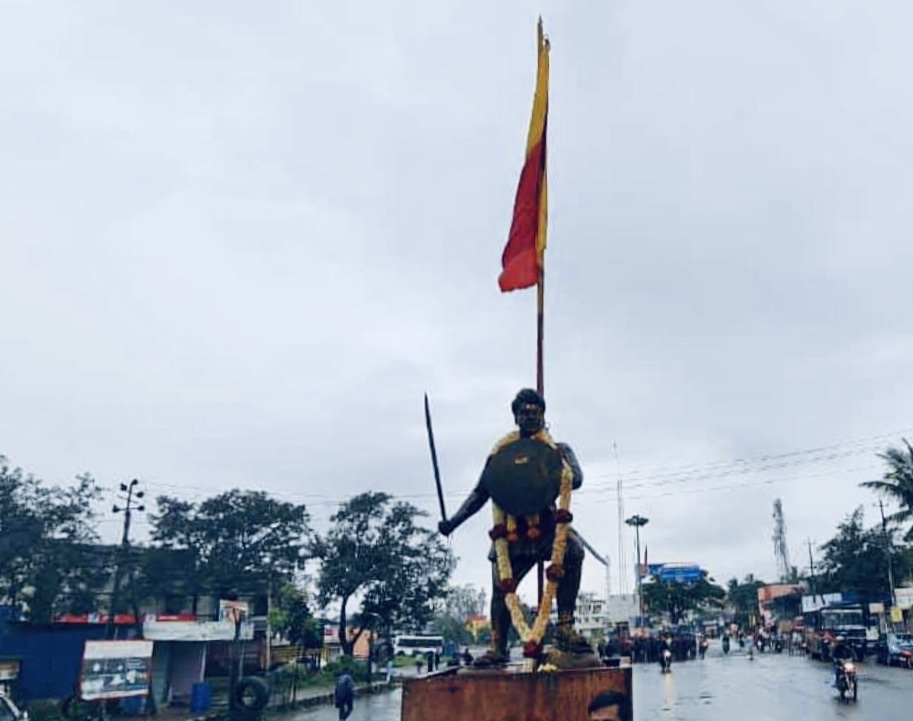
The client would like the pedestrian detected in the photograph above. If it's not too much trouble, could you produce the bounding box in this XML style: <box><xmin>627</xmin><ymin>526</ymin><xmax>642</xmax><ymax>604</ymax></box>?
<box><xmin>385</xmin><ymin>657</ymin><xmax>393</xmax><ymax>684</ymax></box>
<box><xmin>334</xmin><ymin>671</ymin><xmax>355</xmax><ymax>721</ymax></box>
<box><xmin>415</xmin><ymin>655</ymin><xmax>423</xmax><ymax>675</ymax></box>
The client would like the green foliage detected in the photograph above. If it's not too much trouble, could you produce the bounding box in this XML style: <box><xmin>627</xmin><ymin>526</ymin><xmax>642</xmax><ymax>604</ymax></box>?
<box><xmin>862</xmin><ymin>439</ymin><xmax>913</xmax><ymax>542</ymax></box>
<box><xmin>725</xmin><ymin>575</ymin><xmax>766</xmax><ymax>628</ymax></box>
<box><xmin>149</xmin><ymin>489</ymin><xmax>310</xmax><ymax>603</ymax></box>
<box><xmin>0</xmin><ymin>456</ymin><xmax>103</xmax><ymax>621</ymax></box>
<box><xmin>269</xmin><ymin>583</ymin><xmax>323</xmax><ymax>649</ymax></box>
<box><xmin>322</xmin><ymin>655</ymin><xmax>370</xmax><ymax>683</ymax></box>
<box><xmin>311</xmin><ymin>492</ymin><xmax>455</xmax><ymax>655</ymax></box>
<box><xmin>431</xmin><ymin>584</ymin><xmax>486</xmax><ymax>646</ymax></box>
<box><xmin>817</xmin><ymin>506</ymin><xmax>904</xmax><ymax>602</ymax></box>
<box><xmin>642</xmin><ymin>572</ymin><xmax>726</xmax><ymax>624</ymax></box>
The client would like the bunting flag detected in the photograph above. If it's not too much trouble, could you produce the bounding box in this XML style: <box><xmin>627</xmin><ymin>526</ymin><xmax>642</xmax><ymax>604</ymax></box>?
<box><xmin>498</xmin><ymin>19</ymin><xmax>550</xmax><ymax>293</ymax></box>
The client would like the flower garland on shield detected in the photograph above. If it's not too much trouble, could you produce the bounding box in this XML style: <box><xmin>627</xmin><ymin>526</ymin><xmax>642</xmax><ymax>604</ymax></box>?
<box><xmin>489</xmin><ymin>428</ymin><xmax>574</xmax><ymax>660</ymax></box>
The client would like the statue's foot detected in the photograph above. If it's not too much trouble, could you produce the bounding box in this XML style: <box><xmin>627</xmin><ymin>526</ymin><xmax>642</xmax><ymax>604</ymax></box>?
<box><xmin>471</xmin><ymin>650</ymin><xmax>510</xmax><ymax>668</ymax></box>
<box><xmin>554</xmin><ymin>626</ymin><xmax>594</xmax><ymax>655</ymax></box>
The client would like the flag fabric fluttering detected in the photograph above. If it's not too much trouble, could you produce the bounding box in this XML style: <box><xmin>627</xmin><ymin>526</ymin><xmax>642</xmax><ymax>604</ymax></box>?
<box><xmin>498</xmin><ymin>19</ymin><xmax>550</xmax><ymax>293</ymax></box>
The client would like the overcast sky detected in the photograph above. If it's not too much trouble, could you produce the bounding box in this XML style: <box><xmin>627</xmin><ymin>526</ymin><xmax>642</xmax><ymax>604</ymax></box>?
<box><xmin>3</xmin><ymin>1</ymin><xmax>913</xmax><ymax>607</ymax></box>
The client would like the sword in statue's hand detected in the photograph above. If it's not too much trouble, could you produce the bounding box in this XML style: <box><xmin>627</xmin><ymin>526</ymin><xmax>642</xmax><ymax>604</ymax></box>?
<box><xmin>424</xmin><ymin>393</ymin><xmax>449</xmax><ymax>542</ymax></box>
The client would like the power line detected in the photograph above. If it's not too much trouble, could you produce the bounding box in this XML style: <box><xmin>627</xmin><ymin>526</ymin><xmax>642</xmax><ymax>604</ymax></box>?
<box><xmin>99</xmin><ymin>426</ymin><xmax>908</xmax><ymax>511</ymax></box>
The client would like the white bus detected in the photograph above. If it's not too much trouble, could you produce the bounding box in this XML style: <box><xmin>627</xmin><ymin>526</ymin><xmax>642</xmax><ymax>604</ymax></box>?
<box><xmin>393</xmin><ymin>634</ymin><xmax>444</xmax><ymax>657</ymax></box>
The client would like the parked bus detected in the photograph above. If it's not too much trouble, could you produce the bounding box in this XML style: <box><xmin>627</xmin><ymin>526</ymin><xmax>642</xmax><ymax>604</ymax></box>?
<box><xmin>393</xmin><ymin>634</ymin><xmax>444</xmax><ymax>657</ymax></box>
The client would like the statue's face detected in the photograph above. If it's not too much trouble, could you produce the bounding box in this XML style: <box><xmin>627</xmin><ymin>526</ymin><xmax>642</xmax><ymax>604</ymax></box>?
<box><xmin>515</xmin><ymin>403</ymin><xmax>544</xmax><ymax>436</ymax></box>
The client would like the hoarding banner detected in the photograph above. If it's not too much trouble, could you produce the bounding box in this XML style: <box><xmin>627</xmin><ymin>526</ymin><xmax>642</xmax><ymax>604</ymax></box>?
<box><xmin>757</xmin><ymin>584</ymin><xmax>803</xmax><ymax>603</ymax></box>
<box><xmin>801</xmin><ymin>593</ymin><xmax>843</xmax><ymax>613</ymax></box>
<box><xmin>143</xmin><ymin>618</ymin><xmax>253</xmax><ymax>642</ymax></box>
<box><xmin>219</xmin><ymin>600</ymin><xmax>249</xmax><ymax>624</ymax></box>
<box><xmin>895</xmin><ymin>588</ymin><xmax>913</xmax><ymax>611</ymax></box>
<box><xmin>80</xmin><ymin>640</ymin><xmax>153</xmax><ymax>701</ymax></box>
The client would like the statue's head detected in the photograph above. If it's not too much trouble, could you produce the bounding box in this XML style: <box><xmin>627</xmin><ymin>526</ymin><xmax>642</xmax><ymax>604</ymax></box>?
<box><xmin>511</xmin><ymin>388</ymin><xmax>545</xmax><ymax>437</ymax></box>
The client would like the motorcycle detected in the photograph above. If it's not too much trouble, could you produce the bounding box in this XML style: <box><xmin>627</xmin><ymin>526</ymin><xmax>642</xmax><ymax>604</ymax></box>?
<box><xmin>835</xmin><ymin>659</ymin><xmax>858</xmax><ymax>702</ymax></box>
<box><xmin>660</xmin><ymin>649</ymin><xmax>673</xmax><ymax>673</ymax></box>
<box><xmin>721</xmin><ymin>636</ymin><xmax>730</xmax><ymax>655</ymax></box>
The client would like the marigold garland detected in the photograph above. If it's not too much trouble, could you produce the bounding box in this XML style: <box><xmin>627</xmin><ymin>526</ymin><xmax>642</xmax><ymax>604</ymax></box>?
<box><xmin>489</xmin><ymin>428</ymin><xmax>574</xmax><ymax>656</ymax></box>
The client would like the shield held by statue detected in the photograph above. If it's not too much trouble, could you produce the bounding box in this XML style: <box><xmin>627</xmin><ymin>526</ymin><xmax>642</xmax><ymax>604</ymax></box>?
<box><xmin>480</xmin><ymin>438</ymin><xmax>564</xmax><ymax>517</ymax></box>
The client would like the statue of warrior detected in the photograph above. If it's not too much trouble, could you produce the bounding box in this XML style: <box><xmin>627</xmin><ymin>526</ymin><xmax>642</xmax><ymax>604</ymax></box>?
<box><xmin>438</xmin><ymin>388</ymin><xmax>592</xmax><ymax>667</ymax></box>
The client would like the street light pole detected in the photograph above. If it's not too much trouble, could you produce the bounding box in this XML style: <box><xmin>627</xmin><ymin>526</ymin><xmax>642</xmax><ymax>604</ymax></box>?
<box><xmin>107</xmin><ymin>479</ymin><xmax>145</xmax><ymax>640</ymax></box>
<box><xmin>625</xmin><ymin>515</ymin><xmax>649</xmax><ymax>626</ymax></box>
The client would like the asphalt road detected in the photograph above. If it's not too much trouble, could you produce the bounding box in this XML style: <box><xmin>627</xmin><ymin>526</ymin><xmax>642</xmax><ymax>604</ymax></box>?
<box><xmin>289</xmin><ymin>643</ymin><xmax>913</xmax><ymax>720</ymax></box>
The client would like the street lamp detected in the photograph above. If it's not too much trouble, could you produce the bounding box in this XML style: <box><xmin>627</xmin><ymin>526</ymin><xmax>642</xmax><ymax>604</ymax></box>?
<box><xmin>625</xmin><ymin>515</ymin><xmax>649</xmax><ymax>624</ymax></box>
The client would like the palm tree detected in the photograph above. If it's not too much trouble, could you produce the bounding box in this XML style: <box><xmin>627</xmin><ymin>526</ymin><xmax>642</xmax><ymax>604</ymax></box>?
<box><xmin>861</xmin><ymin>439</ymin><xmax>913</xmax><ymax>542</ymax></box>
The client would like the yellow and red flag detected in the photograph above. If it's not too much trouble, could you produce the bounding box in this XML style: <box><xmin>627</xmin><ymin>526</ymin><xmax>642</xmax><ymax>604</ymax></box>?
<box><xmin>499</xmin><ymin>19</ymin><xmax>550</xmax><ymax>293</ymax></box>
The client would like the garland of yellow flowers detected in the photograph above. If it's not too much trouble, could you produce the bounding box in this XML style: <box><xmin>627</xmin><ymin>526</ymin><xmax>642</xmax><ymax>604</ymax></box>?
<box><xmin>489</xmin><ymin>428</ymin><xmax>574</xmax><ymax>660</ymax></box>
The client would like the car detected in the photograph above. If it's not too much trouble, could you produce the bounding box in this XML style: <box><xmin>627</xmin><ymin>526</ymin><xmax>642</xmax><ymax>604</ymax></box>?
<box><xmin>0</xmin><ymin>692</ymin><xmax>27</xmax><ymax>721</ymax></box>
<box><xmin>876</xmin><ymin>632</ymin><xmax>913</xmax><ymax>668</ymax></box>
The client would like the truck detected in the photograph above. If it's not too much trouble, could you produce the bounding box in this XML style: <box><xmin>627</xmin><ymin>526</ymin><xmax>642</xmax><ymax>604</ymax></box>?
<box><xmin>803</xmin><ymin>604</ymin><xmax>867</xmax><ymax>661</ymax></box>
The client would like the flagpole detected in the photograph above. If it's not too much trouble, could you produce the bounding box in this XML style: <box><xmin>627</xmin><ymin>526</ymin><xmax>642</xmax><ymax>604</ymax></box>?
<box><xmin>535</xmin><ymin>19</ymin><xmax>547</xmax><ymax>606</ymax></box>
<box><xmin>536</xmin><ymin>269</ymin><xmax>544</xmax><ymax>397</ymax></box>
<box><xmin>536</xmin><ymin>263</ymin><xmax>545</xmax><ymax>605</ymax></box>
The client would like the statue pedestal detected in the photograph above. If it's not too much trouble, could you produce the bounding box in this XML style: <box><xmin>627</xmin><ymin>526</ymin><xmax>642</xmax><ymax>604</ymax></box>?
<box><xmin>401</xmin><ymin>663</ymin><xmax>632</xmax><ymax>721</ymax></box>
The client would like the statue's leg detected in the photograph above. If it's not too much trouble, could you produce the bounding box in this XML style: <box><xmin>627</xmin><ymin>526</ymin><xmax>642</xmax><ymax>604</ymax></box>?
<box><xmin>554</xmin><ymin>531</ymin><xmax>592</xmax><ymax>653</ymax></box>
<box><xmin>475</xmin><ymin>554</ymin><xmax>538</xmax><ymax>667</ymax></box>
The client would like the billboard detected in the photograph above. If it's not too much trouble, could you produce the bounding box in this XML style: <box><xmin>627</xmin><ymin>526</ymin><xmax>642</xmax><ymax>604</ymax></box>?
<box><xmin>801</xmin><ymin>593</ymin><xmax>843</xmax><ymax>613</ymax></box>
<box><xmin>80</xmin><ymin>640</ymin><xmax>153</xmax><ymax>701</ymax></box>
<box><xmin>757</xmin><ymin>584</ymin><xmax>803</xmax><ymax>604</ymax></box>
<box><xmin>641</xmin><ymin>563</ymin><xmax>704</xmax><ymax>583</ymax></box>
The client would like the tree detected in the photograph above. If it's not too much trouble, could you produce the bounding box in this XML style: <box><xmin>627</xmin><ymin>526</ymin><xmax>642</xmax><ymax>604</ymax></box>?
<box><xmin>817</xmin><ymin>506</ymin><xmax>903</xmax><ymax>603</ymax></box>
<box><xmin>642</xmin><ymin>572</ymin><xmax>726</xmax><ymax>625</ymax></box>
<box><xmin>268</xmin><ymin>583</ymin><xmax>323</xmax><ymax>650</ymax></box>
<box><xmin>861</xmin><ymin>439</ymin><xmax>913</xmax><ymax>542</ymax></box>
<box><xmin>432</xmin><ymin>584</ymin><xmax>487</xmax><ymax>646</ymax></box>
<box><xmin>725</xmin><ymin>575</ymin><xmax>766</xmax><ymax>628</ymax></box>
<box><xmin>0</xmin><ymin>457</ymin><xmax>103</xmax><ymax>622</ymax></box>
<box><xmin>149</xmin><ymin>489</ymin><xmax>310</xmax><ymax>610</ymax></box>
<box><xmin>311</xmin><ymin>492</ymin><xmax>455</xmax><ymax>656</ymax></box>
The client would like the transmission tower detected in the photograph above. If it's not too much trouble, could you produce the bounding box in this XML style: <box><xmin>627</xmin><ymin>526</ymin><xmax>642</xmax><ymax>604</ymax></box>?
<box><xmin>772</xmin><ymin>498</ymin><xmax>792</xmax><ymax>581</ymax></box>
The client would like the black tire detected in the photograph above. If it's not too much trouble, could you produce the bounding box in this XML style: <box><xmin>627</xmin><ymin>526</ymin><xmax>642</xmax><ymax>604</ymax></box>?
<box><xmin>61</xmin><ymin>695</ymin><xmax>97</xmax><ymax>721</ymax></box>
<box><xmin>231</xmin><ymin>677</ymin><xmax>270</xmax><ymax>713</ymax></box>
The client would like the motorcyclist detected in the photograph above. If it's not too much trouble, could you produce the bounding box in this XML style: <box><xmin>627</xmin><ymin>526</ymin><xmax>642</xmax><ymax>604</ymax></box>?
<box><xmin>660</xmin><ymin>635</ymin><xmax>673</xmax><ymax>671</ymax></box>
<box><xmin>832</xmin><ymin>636</ymin><xmax>854</xmax><ymax>686</ymax></box>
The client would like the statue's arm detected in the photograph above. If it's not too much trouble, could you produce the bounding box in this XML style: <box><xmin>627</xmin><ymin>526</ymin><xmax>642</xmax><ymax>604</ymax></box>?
<box><xmin>438</xmin><ymin>461</ymin><xmax>491</xmax><ymax>536</ymax></box>
<box><xmin>556</xmin><ymin>442</ymin><xmax>583</xmax><ymax>489</ymax></box>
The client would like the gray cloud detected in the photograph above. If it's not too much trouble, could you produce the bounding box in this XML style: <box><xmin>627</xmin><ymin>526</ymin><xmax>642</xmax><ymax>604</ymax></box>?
<box><xmin>2</xmin><ymin>1</ymin><xmax>912</xmax><ymax>602</ymax></box>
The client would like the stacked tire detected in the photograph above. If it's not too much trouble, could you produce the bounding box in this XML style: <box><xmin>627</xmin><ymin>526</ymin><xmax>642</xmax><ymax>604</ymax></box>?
<box><xmin>230</xmin><ymin>677</ymin><xmax>270</xmax><ymax>721</ymax></box>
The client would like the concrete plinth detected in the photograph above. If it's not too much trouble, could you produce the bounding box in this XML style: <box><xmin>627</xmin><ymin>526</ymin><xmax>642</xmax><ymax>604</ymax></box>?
<box><xmin>401</xmin><ymin>663</ymin><xmax>632</xmax><ymax>721</ymax></box>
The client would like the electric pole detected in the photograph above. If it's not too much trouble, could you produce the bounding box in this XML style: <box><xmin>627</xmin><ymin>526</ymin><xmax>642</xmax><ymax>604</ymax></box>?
<box><xmin>106</xmin><ymin>479</ymin><xmax>145</xmax><ymax>640</ymax></box>
<box><xmin>878</xmin><ymin>500</ymin><xmax>897</xmax><ymax>613</ymax></box>
<box><xmin>806</xmin><ymin>539</ymin><xmax>821</xmax><ymax>607</ymax></box>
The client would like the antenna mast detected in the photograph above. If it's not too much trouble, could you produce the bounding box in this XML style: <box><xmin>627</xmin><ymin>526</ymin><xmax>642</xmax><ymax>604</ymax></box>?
<box><xmin>614</xmin><ymin>441</ymin><xmax>628</xmax><ymax>594</ymax></box>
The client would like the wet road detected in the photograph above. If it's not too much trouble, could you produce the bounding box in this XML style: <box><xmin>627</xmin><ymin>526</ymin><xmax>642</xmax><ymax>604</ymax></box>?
<box><xmin>289</xmin><ymin>645</ymin><xmax>912</xmax><ymax>720</ymax></box>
